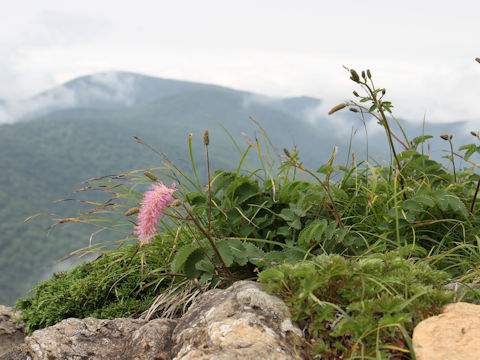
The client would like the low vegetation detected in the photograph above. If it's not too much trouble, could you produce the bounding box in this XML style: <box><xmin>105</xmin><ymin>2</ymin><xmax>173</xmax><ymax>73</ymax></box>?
<box><xmin>16</xmin><ymin>60</ymin><xmax>480</xmax><ymax>358</ymax></box>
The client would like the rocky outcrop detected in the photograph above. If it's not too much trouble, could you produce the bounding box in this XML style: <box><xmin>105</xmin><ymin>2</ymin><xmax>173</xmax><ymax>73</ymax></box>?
<box><xmin>2</xmin><ymin>281</ymin><xmax>305</xmax><ymax>360</ymax></box>
<box><xmin>0</xmin><ymin>306</ymin><xmax>24</xmax><ymax>357</ymax></box>
<box><xmin>413</xmin><ymin>302</ymin><xmax>480</xmax><ymax>360</ymax></box>
<box><xmin>171</xmin><ymin>280</ymin><xmax>304</xmax><ymax>359</ymax></box>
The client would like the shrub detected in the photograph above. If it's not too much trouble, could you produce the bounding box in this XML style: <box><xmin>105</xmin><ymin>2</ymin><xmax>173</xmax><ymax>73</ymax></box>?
<box><xmin>259</xmin><ymin>250</ymin><xmax>454</xmax><ymax>358</ymax></box>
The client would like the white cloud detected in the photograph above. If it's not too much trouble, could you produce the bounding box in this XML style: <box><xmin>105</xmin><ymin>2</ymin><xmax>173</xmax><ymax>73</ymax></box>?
<box><xmin>0</xmin><ymin>72</ymin><xmax>139</xmax><ymax>123</ymax></box>
<box><xmin>0</xmin><ymin>0</ymin><xmax>478</xmax><ymax>127</ymax></box>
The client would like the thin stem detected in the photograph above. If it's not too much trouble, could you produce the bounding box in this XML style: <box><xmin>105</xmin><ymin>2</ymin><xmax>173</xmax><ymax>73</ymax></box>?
<box><xmin>449</xmin><ymin>140</ymin><xmax>457</xmax><ymax>182</ymax></box>
<box><xmin>180</xmin><ymin>200</ymin><xmax>233</xmax><ymax>278</ymax></box>
<box><xmin>291</xmin><ymin>161</ymin><xmax>344</xmax><ymax>229</ymax></box>
<box><xmin>470</xmin><ymin>178</ymin><xmax>480</xmax><ymax>214</ymax></box>
<box><xmin>205</xmin><ymin>143</ymin><xmax>212</xmax><ymax>235</ymax></box>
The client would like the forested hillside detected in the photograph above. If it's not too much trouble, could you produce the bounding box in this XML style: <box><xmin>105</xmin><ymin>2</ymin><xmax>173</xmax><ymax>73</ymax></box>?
<box><xmin>0</xmin><ymin>71</ymin><xmax>472</xmax><ymax>305</ymax></box>
<box><xmin>0</xmin><ymin>77</ymin><xmax>332</xmax><ymax>304</ymax></box>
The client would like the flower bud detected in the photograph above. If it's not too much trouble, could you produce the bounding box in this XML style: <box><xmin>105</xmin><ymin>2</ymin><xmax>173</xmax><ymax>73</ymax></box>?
<box><xmin>328</xmin><ymin>103</ymin><xmax>347</xmax><ymax>115</ymax></box>
<box><xmin>382</xmin><ymin>89</ymin><xmax>386</xmax><ymax>96</ymax></box>
<box><xmin>350</xmin><ymin>69</ymin><xmax>360</xmax><ymax>83</ymax></box>
<box><xmin>170</xmin><ymin>199</ymin><xmax>183</xmax><ymax>207</ymax></box>
<box><xmin>476</xmin><ymin>58</ymin><xmax>480</xmax><ymax>64</ymax></box>
<box><xmin>203</xmin><ymin>130</ymin><xmax>210</xmax><ymax>146</ymax></box>
<box><xmin>283</xmin><ymin>148</ymin><xmax>291</xmax><ymax>157</ymax></box>
<box><xmin>440</xmin><ymin>134</ymin><xmax>452</xmax><ymax>141</ymax></box>
<box><xmin>353</xmin><ymin>91</ymin><xmax>360</xmax><ymax>97</ymax></box>
<box><xmin>349</xmin><ymin>108</ymin><xmax>359</xmax><ymax>113</ymax></box>
<box><xmin>124</xmin><ymin>207</ymin><xmax>140</xmax><ymax>216</ymax></box>
<box><xmin>144</xmin><ymin>171</ymin><xmax>158</xmax><ymax>182</ymax></box>
<box><xmin>471</xmin><ymin>131</ymin><xmax>479</xmax><ymax>137</ymax></box>
<box><xmin>367</xmin><ymin>69</ymin><xmax>372</xmax><ymax>79</ymax></box>
<box><xmin>361</xmin><ymin>71</ymin><xmax>366</xmax><ymax>79</ymax></box>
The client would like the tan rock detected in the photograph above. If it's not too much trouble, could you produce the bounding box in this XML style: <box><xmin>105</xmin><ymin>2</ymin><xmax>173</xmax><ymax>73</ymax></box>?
<box><xmin>413</xmin><ymin>302</ymin><xmax>480</xmax><ymax>360</ymax></box>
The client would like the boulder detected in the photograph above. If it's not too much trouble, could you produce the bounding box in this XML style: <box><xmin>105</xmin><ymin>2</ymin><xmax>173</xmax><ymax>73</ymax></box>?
<box><xmin>0</xmin><ymin>306</ymin><xmax>24</xmax><ymax>357</ymax></box>
<box><xmin>171</xmin><ymin>281</ymin><xmax>305</xmax><ymax>359</ymax></box>
<box><xmin>413</xmin><ymin>302</ymin><xmax>480</xmax><ymax>360</ymax></box>
<box><xmin>1</xmin><ymin>281</ymin><xmax>305</xmax><ymax>359</ymax></box>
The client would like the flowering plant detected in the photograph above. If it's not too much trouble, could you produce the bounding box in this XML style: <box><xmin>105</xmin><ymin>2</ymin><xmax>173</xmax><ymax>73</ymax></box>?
<box><xmin>134</xmin><ymin>182</ymin><xmax>176</xmax><ymax>244</ymax></box>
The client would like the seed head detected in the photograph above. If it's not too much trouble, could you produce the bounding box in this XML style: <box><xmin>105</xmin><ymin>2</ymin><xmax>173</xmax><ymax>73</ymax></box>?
<box><xmin>367</xmin><ymin>69</ymin><xmax>372</xmax><ymax>79</ymax></box>
<box><xmin>328</xmin><ymin>103</ymin><xmax>347</xmax><ymax>115</ymax></box>
<box><xmin>283</xmin><ymin>148</ymin><xmax>291</xmax><ymax>157</ymax></box>
<box><xmin>203</xmin><ymin>130</ymin><xmax>210</xmax><ymax>146</ymax></box>
<box><xmin>440</xmin><ymin>134</ymin><xmax>452</xmax><ymax>141</ymax></box>
<box><xmin>353</xmin><ymin>91</ymin><xmax>360</xmax><ymax>97</ymax></box>
<box><xmin>144</xmin><ymin>171</ymin><xmax>158</xmax><ymax>182</ymax></box>
<box><xmin>124</xmin><ymin>207</ymin><xmax>140</xmax><ymax>216</ymax></box>
<box><xmin>349</xmin><ymin>108</ymin><xmax>359</xmax><ymax>113</ymax></box>
<box><xmin>170</xmin><ymin>199</ymin><xmax>182</xmax><ymax>207</ymax></box>
<box><xmin>350</xmin><ymin>69</ymin><xmax>360</xmax><ymax>83</ymax></box>
<box><xmin>471</xmin><ymin>131</ymin><xmax>479</xmax><ymax>137</ymax></box>
<box><xmin>382</xmin><ymin>89</ymin><xmax>386</xmax><ymax>96</ymax></box>
<box><xmin>476</xmin><ymin>58</ymin><xmax>480</xmax><ymax>64</ymax></box>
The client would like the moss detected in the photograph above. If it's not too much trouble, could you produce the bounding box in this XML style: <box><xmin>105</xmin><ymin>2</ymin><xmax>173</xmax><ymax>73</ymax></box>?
<box><xmin>15</xmin><ymin>244</ymin><xmax>167</xmax><ymax>333</ymax></box>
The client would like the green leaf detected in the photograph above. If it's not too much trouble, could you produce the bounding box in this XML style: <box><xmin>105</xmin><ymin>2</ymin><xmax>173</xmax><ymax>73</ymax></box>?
<box><xmin>215</xmin><ymin>240</ymin><xmax>235</xmax><ymax>267</ymax></box>
<box><xmin>279</xmin><ymin>208</ymin><xmax>296</xmax><ymax>222</ymax></box>
<box><xmin>243</xmin><ymin>242</ymin><xmax>265</xmax><ymax>265</ymax></box>
<box><xmin>171</xmin><ymin>243</ymin><xmax>200</xmax><ymax>273</ymax></box>
<box><xmin>298</xmin><ymin>219</ymin><xmax>328</xmax><ymax>245</ymax></box>
<box><xmin>458</xmin><ymin>144</ymin><xmax>477</xmax><ymax>161</ymax></box>
<box><xmin>258</xmin><ymin>268</ymin><xmax>285</xmax><ymax>282</ymax></box>
<box><xmin>412</xmin><ymin>135</ymin><xmax>433</xmax><ymax>146</ymax></box>
<box><xmin>401</xmin><ymin>199</ymin><xmax>423</xmax><ymax>213</ymax></box>
<box><xmin>227</xmin><ymin>240</ymin><xmax>248</xmax><ymax>266</ymax></box>
<box><xmin>184</xmin><ymin>248</ymin><xmax>206</xmax><ymax>280</ymax></box>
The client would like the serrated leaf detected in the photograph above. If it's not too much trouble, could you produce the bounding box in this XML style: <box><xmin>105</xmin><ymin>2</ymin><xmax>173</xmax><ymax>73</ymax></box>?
<box><xmin>258</xmin><ymin>268</ymin><xmax>285</xmax><ymax>281</ymax></box>
<box><xmin>411</xmin><ymin>194</ymin><xmax>435</xmax><ymax>207</ymax></box>
<box><xmin>171</xmin><ymin>243</ymin><xmax>200</xmax><ymax>273</ymax></box>
<box><xmin>279</xmin><ymin>208</ymin><xmax>296</xmax><ymax>222</ymax></box>
<box><xmin>298</xmin><ymin>219</ymin><xmax>328</xmax><ymax>245</ymax></box>
<box><xmin>401</xmin><ymin>199</ymin><xmax>423</xmax><ymax>213</ymax></box>
<box><xmin>227</xmin><ymin>240</ymin><xmax>247</xmax><ymax>266</ymax></box>
<box><xmin>215</xmin><ymin>240</ymin><xmax>235</xmax><ymax>267</ymax></box>
<box><xmin>184</xmin><ymin>248</ymin><xmax>206</xmax><ymax>280</ymax></box>
<box><xmin>243</xmin><ymin>242</ymin><xmax>265</xmax><ymax>265</ymax></box>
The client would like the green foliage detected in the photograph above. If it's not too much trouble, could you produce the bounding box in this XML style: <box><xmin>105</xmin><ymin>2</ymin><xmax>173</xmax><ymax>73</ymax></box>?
<box><xmin>13</xmin><ymin>63</ymin><xmax>480</xmax><ymax>358</ymax></box>
<box><xmin>0</xmin><ymin>84</ymin><xmax>328</xmax><ymax>305</ymax></box>
<box><xmin>15</xmin><ymin>243</ymin><xmax>172</xmax><ymax>333</ymax></box>
<box><xmin>259</xmin><ymin>251</ymin><xmax>454</xmax><ymax>358</ymax></box>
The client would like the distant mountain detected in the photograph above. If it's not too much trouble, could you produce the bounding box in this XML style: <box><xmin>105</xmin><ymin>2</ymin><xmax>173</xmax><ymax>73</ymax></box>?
<box><xmin>0</xmin><ymin>71</ymin><xmax>475</xmax><ymax>305</ymax></box>
<box><xmin>0</xmin><ymin>72</ymin><xmax>334</xmax><ymax>305</ymax></box>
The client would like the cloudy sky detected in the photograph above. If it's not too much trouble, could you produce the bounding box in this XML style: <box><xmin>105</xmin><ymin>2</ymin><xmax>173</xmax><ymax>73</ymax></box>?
<box><xmin>1</xmin><ymin>0</ymin><xmax>479</xmax><ymax>124</ymax></box>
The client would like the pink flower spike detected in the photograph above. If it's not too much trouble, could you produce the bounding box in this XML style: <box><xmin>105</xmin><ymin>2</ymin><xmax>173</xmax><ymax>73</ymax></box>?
<box><xmin>134</xmin><ymin>182</ymin><xmax>176</xmax><ymax>244</ymax></box>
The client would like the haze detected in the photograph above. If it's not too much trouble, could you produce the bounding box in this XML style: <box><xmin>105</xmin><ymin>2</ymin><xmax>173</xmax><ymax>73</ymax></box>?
<box><xmin>1</xmin><ymin>0</ymin><xmax>479</xmax><ymax>124</ymax></box>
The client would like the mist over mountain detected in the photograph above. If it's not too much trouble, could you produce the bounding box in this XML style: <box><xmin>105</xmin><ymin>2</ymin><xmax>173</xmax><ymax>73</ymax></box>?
<box><xmin>0</xmin><ymin>71</ymin><xmax>476</xmax><ymax>305</ymax></box>
<box><xmin>0</xmin><ymin>71</ymin><xmax>336</xmax><ymax>305</ymax></box>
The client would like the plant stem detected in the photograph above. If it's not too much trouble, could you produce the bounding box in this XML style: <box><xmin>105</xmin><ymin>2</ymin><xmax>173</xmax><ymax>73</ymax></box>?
<box><xmin>180</xmin><ymin>202</ymin><xmax>233</xmax><ymax>278</ymax></box>
<box><xmin>470</xmin><ymin>177</ymin><xmax>480</xmax><ymax>214</ymax></box>
<box><xmin>205</xmin><ymin>142</ymin><xmax>212</xmax><ymax>235</ymax></box>
<box><xmin>449</xmin><ymin>140</ymin><xmax>457</xmax><ymax>182</ymax></box>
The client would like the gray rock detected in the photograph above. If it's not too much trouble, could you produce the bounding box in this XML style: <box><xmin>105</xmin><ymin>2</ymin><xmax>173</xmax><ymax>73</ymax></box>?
<box><xmin>171</xmin><ymin>281</ymin><xmax>305</xmax><ymax>360</ymax></box>
<box><xmin>0</xmin><ymin>306</ymin><xmax>25</xmax><ymax>357</ymax></box>
<box><xmin>1</xmin><ymin>281</ymin><xmax>305</xmax><ymax>359</ymax></box>
<box><xmin>23</xmin><ymin>317</ymin><xmax>175</xmax><ymax>360</ymax></box>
